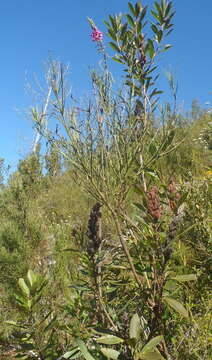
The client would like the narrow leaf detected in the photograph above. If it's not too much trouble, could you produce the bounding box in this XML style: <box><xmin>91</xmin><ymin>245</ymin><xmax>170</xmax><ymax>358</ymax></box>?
<box><xmin>171</xmin><ymin>274</ymin><xmax>197</xmax><ymax>282</ymax></box>
<box><xmin>108</xmin><ymin>29</ymin><xmax>117</xmax><ymax>41</ymax></box>
<box><xmin>20</xmin><ymin>343</ymin><xmax>35</xmax><ymax>351</ymax></box>
<box><xmin>101</xmin><ymin>348</ymin><xmax>120</xmax><ymax>359</ymax></box>
<box><xmin>165</xmin><ymin>2</ymin><xmax>172</xmax><ymax>17</ymax></box>
<box><xmin>44</xmin><ymin>315</ymin><xmax>57</xmax><ymax>332</ymax></box>
<box><xmin>157</xmin><ymin>30</ymin><xmax>163</xmax><ymax>42</ymax></box>
<box><xmin>151</xmin><ymin>10</ymin><xmax>159</xmax><ymax>22</ymax></box>
<box><xmin>150</xmin><ymin>88</ymin><xmax>163</xmax><ymax>99</ymax></box>
<box><xmin>104</xmin><ymin>20</ymin><xmax>110</xmax><ymax>28</ymax></box>
<box><xmin>148</xmin><ymin>39</ymin><xmax>155</xmax><ymax>59</ymax></box>
<box><xmin>140</xmin><ymin>350</ymin><xmax>165</xmax><ymax>360</ymax></box>
<box><xmin>109</xmin><ymin>15</ymin><xmax>117</xmax><ymax>31</ymax></box>
<box><xmin>151</xmin><ymin>24</ymin><xmax>158</xmax><ymax>34</ymax></box>
<box><xmin>128</xmin><ymin>2</ymin><xmax>136</xmax><ymax>17</ymax></box>
<box><xmin>164</xmin><ymin>297</ymin><xmax>189</xmax><ymax>318</ymax></box>
<box><xmin>126</xmin><ymin>14</ymin><xmax>135</xmax><ymax>27</ymax></box>
<box><xmin>18</xmin><ymin>278</ymin><xmax>30</xmax><ymax>297</ymax></box>
<box><xmin>160</xmin><ymin>129</ymin><xmax>175</xmax><ymax>150</ymax></box>
<box><xmin>134</xmin><ymin>202</ymin><xmax>146</xmax><ymax>212</ymax></box>
<box><xmin>5</xmin><ymin>320</ymin><xmax>26</xmax><ymax>329</ymax></box>
<box><xmin>161</xmin><ymin>44</ymin><xmax>172</xmax><ymax>52</ymax></box>
<box><xmin>139</xmin><ymin>6</ymin><xmax>147</xmax><ymax>22</ymax></box>
<box><xmin>62</xmin><ymin>348</ymin><xmax>81</xmax><ymax>359</ymax></box>
<box><xmin>154</xmin><ymin>2</ymin><xmax>163</xmax><ymax>23</ymax></box>
<box><xmin>135</xmin><ymin>2</ymin><xmax>142</xmax><ymax>17</ymax></box>
<box><xmin>27</xmin><ymin>270</ymin><xmax>36</xmax><ymax>287</ymax></box>
<box><xmin>112</xmin><ymin>57</ymin><xmax>124</xmax><ymax>64</ymax></box>
<box><xmin>96</xmin><ymin>335</ymin><xmax>124</xmax><ymax>345</ymax></box>
<box><xmin>109</xmin><ymin>42</ymin><xmax>120</xmax><ymax>52</ymax></box>
<box><xmin>141</xmin><ymin>336</ymin><xmax>163</xmax><ymax>354</ymax></box>
<box><xmin>120</xmin><ymin>23</ymin><xmax>128</xmax><ymax>38</ymax></box>
<box><xmin>77</xmin><ymin>340</ymin><xmax>96</xmax><ymax>360</ymax></box>
<box><xmin>161</xmin><ymin>0</ymin><xmax>166</xmax><ymax>12</ymax></box>
<box><xmin>129</xmin><ymin>313</ymin><xmax>141</xmax><ymax>340</ymax></box>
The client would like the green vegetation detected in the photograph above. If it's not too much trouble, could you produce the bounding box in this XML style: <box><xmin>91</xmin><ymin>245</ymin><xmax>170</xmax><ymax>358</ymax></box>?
<box><xmin>0</xmin><ymin>1</ymin><xmax>211</xmax><ymax>359</ymax></box>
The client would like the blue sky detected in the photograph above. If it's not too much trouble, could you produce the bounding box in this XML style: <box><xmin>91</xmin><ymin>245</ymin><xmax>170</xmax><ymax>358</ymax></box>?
<box><xmin>0</xmin><ymin>0</ymin><xmax>211</xmax><ymax>171</ymax></box>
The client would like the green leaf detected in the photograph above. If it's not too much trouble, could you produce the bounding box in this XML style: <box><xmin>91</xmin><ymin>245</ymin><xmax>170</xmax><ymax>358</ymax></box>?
<box><xmin>171</xmin><ymin>274</ymin><xmax>197</xmax><ymax>282</ymax></box>
<box><xmin>18</xmin><ymin>278</ymin><xmax>30</xmax><ymax>297</ymax></box>
<box><xmin>161</xmin><ymin>0</ymin><xmax>166</xmax><ymax>12</ymax></box>
<box><xmin>92</xmin><ymin>328</ymin><xmax>115</xmax><ymax>336</ymax></box>
<box><xmin>140</xmin><ymin>350</ymin><xmax>165</xmax><ymax>359</ymax></box>
<box><xmin>166</xmin><ymin>29</ymin><xmax>173</xmax><ymax>37</ymax></box>
<box><xmin>133</xmin><ymin>184</ymin><xmax>144</xmax><ymax>196</ymax></box>
<box><xmin>129</xmin><ymin>313</ymin><xmax>141</xmax><ymax>340</ymax></box>
<box><xmin>151</xmin><ymin>10</ymin><xmax>159</xmax><ymax>22</ymax></box>
<box><xmin>20</xmin><ymin>343</ymin><xmax>35</xmax><ymax>351</ymax></box>
<box><xmin>164</xmin><ymin>297</ymin><xmax>189</xmax><ymax>318</ymax></box>
<box><xmin>77</xmin><ymin>340</ymin><xmax>96</xmax><ymax>360</ymax></box>
<box><xmin>154</xmin><ymin>2</ymin><xmax>162</xmax><ymax>15</ymax></box>
<box><xmin>5</xmin><ymin>320</ymin><xmax>17</xmax><ymax>326</ymax></box>
<box><xmin>27</xmin><ymin>298</ymin><xmax>32</xmax><ymax>310</ymax></box>
<box><xmin>154</xmin><ymin>2</ymin><xmax>163</xmax><ymax>23</ymax></box>
<box><xmin>157</xmin><ymin>30</ymin><xmax>163</xmax><ymax>42</ymax></box>
<box><xmin>168</xmin><ymin>11</ymin><xmax>176</xmax><ymax>22</ymax></box>
<box><xmin>126</xmin><ymin>14</ymin><xmax>135</xmax><ymax>27</ymax></box>
<box><xmin>112</xmin><ymin>57</ymin><xmax>124</xmax><ymax>64</ymax></box>
<box><xmin>14</xmin><ymin>294</ymin><xmax>25</xmax><ymax>306</ymax></box>
<box><xmin>148</xmin><ymin>142</ymin><xmax>158</xmax><ymax>156</ymax></box>
<box><xmin>146</xmin><ymin>169</ymin><xmax>159</xmax><ymax>179</ymax></box>
<box><xmin>149</xmin><ymin>88</ymin><xmax>163</xmax><ymax>99</ymax></box>
<box><xmin>120</xmin><ymin>23</ymin><xmax>128</xmax><ymax>39</ymax></box>
<box><xmin>62</xmin><ymin>347</ymin><xmax>81</xmax><ymax>359</ymax></box>
<box><xmin>141</xmin><ymin>336</ymin><xmax>163</xmax><ymax>355</ymax></box>
<box><xmin>109</xmin><ymin>42</ymin><xmax>120</xmax><ymax>52</ymax></box>
<box><xmin>160</xmin><ymin>129</ymin><xmax>175</xmax><ymax>150</ymax></box>
<box><xmin>27</xmin><ymin>270</ymin><xmax>36</xmax><ymax>287</ymax></box>
<box><xmin>148</xmin><ymin>39</ymin><xmax>155</xmax><ymax>59</ymax></box>
<box><xmin>70</xmin><ymin>284</ymin><xmax>91</xmax><ymax>291</ymax></box>
<box><xmin>96</xmin><ymin>335</ymin><xmax>124</xmax><ymax>345</ymax></box>
<box><xmin>134</xmin><ymin>202</ymin><xmax>146</xmax><ymax>212</ymax></box>
<box><xmin>165</xmin><ymin>2</ymin><xmax>172</xmax><ymax>17</ymax></box>
<box><xmin>5</xmin><ymin>320</ymin><xmax>26</xmax><ymax>329</ymax></box>
<box><xmin>137</xmin><ymin>19</ymin><xmax>142</xmax><ymax>33</ymax></box>
<box><xmin>139</xmin><ymin>6</ymin><xmax>147</xmax><ymax>22</ymax></box>
<box><xmin>146</xmin><ymin>65</ymin><xmax>157</xmax><ymax>75</ymax></box>
<box><xmin>100</xmin><ymin>348</ymin><xmax>120</xmax><ymax>359</ymax></box>
<box><xmin>44</xmin><ymin>315</ymin><xmax>57</xmax><ymax>332</ymax></box>
<box><xmin>135</xmin><ymin>2</ymin><xmax>142</xmax><ymax>17</ymax></box>
<box><xmin>109</xmin><ymin>15</ymin><xmax>117</xmax><ymax>31</ymax></box>
<box><xmin>104</xmin><ymin>20</ymin><xmax>110</xmax><ymax>29</ymax></box>
<box><xmin>128</xmin><ymin>2</ymin><xmax>136</xmax><ymax>17</ymax></box>
<box><xmin>108</xmin><ymin>29</ymin><xmax>117</xmax><ymax>41</ymax></box>
<box><xmin>161</xmin><ymin>44</ymin><xmax>172</xmax><ymax>52</ymax></box>
<box><xmin>87</xmin><ymin>17</ymin><xmax>95</xmax><ymax>28</ymax></box>
<box><xmin>151</xmin><ymin>24</ymin><xmax>158</xmax><ymax>34</ymax></box>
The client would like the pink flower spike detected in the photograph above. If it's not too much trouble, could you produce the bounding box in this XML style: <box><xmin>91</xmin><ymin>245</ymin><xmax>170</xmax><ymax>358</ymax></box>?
<box><xmin>91</xmin><ymin>27</ymin><xmax>103</xmax><ymax>42</ymax></box>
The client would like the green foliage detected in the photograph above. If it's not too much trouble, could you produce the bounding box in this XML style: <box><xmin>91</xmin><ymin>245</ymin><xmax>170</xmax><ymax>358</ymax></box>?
<box><xmin>45</xmin><ymin>143</ymin><xmax>62</xmax><ymax>178</ymax></box>
<box><xmin>0</xmin><ymin>2</ymin><xmax>211</xmax><ymax>359</ymax></box>
<box><xmin>5</xmin><ymin>270</ymin><xmax>68</xmax><ymax>359</ymax></box>
<box><xmin>104</xmin><ymin>1</ymin><xmax>174</xmax><ymax>120</ymax></box>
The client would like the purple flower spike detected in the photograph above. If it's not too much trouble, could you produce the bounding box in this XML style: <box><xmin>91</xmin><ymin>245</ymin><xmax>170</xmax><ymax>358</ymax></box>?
<box><xmin>91</xmin><ymin>27</ymin><xmax>103</xmax><ymax>42</ymax></box>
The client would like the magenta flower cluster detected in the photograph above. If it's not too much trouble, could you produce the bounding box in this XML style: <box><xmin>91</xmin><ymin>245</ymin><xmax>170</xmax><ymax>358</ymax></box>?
<box><xmin>91</xmin><ymin>27</ymin><xmax>103</xmax><ymax>42</ymax></box>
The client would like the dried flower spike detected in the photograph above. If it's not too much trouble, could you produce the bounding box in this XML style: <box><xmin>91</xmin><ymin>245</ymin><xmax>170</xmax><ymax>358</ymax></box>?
<box><xmin>147</xmin><ymin>186</ymin><xmax>163</xmax><ymax>220</ymax></box>
<box><xmin>168</xmin><ymin>179</ymin><xmax>180</xmax><ymax>212</ymax></box>
<box><xmin>86</xmin><ymin>202</ymin><xmax>102</xmax><ymax>256</ymax></box>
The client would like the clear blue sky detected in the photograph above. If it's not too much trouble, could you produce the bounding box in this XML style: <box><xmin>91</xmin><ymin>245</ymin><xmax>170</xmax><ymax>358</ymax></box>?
<box><xmin>0</xmin><ymin>0</ymin><xmax>211</xmax><ymax>171</ymax></box>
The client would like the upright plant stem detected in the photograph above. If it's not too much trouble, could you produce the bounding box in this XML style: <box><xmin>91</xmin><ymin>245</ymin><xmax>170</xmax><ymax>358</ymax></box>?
<box><xmin>111</xmin><ymin>210</ymin><xmax>142</xmax><ymax>288</ymax></box>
